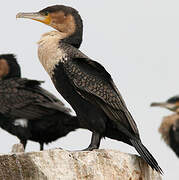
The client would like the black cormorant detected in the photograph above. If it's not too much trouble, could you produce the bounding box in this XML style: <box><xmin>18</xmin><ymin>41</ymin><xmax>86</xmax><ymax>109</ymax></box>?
<box><xmin>0</xmin><ymin>54</ymin><xmax>79</xmax><ymax>150</ymax></box>
<box><xmin>17</xmin><ymin>5</ymin><xmax>162</xmax><ymax>173</ymax></box>
<box><xmin>151</xmin><ymin>96</ymin><xmax>179</xmax><ymax>157</ymax></box>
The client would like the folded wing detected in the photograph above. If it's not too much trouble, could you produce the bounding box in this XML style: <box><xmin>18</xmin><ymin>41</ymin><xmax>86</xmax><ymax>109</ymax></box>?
<box><xmin>64</xmin><ymin>58</ymin><xmax>139</xmax><ymax>139</ymax></box>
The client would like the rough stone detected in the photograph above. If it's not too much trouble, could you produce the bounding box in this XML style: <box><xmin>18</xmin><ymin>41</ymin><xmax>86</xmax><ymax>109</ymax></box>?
<box><xmin>0</xmin><ymin>148</ymin><xmax>162</xmax><ymax>180</ymax></box>
<box><xmin>11</xmin><ymin>143</ymin><xmax>25</xmax><ymax>153</ymax></box>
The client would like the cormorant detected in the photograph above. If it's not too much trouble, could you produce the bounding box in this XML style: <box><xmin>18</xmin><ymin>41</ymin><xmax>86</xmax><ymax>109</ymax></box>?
<box><xmin>0</xmin><ymin>54</ymin><xmax>79</xmax><ymax>150</ymax></box>
<box><xmin>17</xmin><ymin>5</ymin><xmax>162</xmax><ymax>173</ymax></box>
<box><xmin>151</xmin><ymin>95</ymin><xmax>179</xmax><ymax>112</ymax></box>
<box><xmin>151</xmin><ymin>96</ymin><xmax>179</xmax><ymax>157</ymax></box>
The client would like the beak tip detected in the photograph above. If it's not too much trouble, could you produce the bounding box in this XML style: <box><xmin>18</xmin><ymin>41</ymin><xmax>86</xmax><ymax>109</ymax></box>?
<box><xmin>150</xmin><ymin>103</ymin><xmax>155</xmax><ymax>107</ymax></box>
<box><xmin>15</xmin><ymin>12</ymin><xmax>48</xmax><ymax>24</ymax></box>
<box><xmin>16</xmin><ymin>13</ymin><xmax>22</xmax><ymax>19</ymax></box>
<box><xmin>150</xmin><ymin>102</ymin><xmax>160</xmax><ymax>107</ymax></box>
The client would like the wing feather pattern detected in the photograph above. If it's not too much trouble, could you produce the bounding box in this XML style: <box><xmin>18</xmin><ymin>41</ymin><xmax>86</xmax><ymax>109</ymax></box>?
<box><xmin>0</xmin><ymin>78</ymin><xmax>70</xmax><ymax>119</ymax></box>
<box><xmin>64</xmin><ymin>58</ymin><xmax>139</xmax><ymax>137</ymax></box>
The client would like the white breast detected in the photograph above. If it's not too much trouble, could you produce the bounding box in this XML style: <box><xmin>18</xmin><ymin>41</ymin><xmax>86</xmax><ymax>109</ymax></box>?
<box><xmin>38</xmin><ymin>31</ymin><xmax>67</xmax><ymax>77</ymax></box>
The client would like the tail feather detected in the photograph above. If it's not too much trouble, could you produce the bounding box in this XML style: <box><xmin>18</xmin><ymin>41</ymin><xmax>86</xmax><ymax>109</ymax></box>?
<box><xmin>130</xmin><ymin>139</ymin><xmax>163</xmax><ymax>174</ymax></box>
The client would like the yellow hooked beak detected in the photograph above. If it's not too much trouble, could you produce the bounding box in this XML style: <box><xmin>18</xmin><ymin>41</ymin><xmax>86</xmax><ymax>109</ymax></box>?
<box><xmin>16</xmin><ymin>12</ymin><xmax>51</xmax><ymax>25</ymax></box>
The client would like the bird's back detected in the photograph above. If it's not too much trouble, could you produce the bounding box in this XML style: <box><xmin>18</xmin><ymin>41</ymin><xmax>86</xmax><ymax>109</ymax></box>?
<box><xmin>0</xmin><ymin>77</ymin><xmax>79</xmax><ymax>144</ymax></box>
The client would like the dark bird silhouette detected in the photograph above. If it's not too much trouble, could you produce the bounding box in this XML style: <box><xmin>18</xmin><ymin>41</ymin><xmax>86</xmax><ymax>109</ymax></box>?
<box><xmin>17</xmin><ymin>5</ymin><xmax>162</xmax><ymax>173</ymax></box>
<box><xmin>0</xmin><ymin>54</ymin><xmax>79</xmax><ymax>150</ymax></box>
<box><xmin>151</xmin><ymin>96</ymin><xmax>179</xmax><ymax>157</ymax></box>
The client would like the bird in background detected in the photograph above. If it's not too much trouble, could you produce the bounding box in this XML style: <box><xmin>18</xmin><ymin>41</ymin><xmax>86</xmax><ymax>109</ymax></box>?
<box><xmin>151</xmin><ymin>96</ymin><xmax>179</xmax><ymax>157</ymax></box>
<box><xmin>151</xmin><ymin>95</ymin><xmax>179</xmax><ymax>113</ymax></box>
<box><xmin>0</xmin><ymin>54</ymin><xmax>80</xmax><ymax>151</ymax></box>
<box><xmin>16</xmin><ymin>5</ymin><xmax>162</xmax><ymax>173</ymax></box>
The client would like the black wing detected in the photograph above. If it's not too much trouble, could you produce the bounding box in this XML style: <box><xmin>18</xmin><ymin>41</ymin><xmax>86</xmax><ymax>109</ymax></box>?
<box><xmin>0</xmin><ymin>78</ymin><xmax>70</xmax><ymax>119</ymax></box>
<box><xmin>64</xmin><ymin>58</ymin><xmax>139</xmax><ymax>138</ymax></box>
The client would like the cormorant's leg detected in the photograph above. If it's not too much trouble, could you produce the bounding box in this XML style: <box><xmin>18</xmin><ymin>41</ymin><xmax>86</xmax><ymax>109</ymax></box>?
<box><xmin>83</xmin><ymin>132</ymin><xmax>101</xmax><ymax>151</ymax></box>
<box><xmin>20</xmin><ymin>139</ymin><xmax>27</xmax><ymax>150</ymax></box>
<box><xmin>40</xmin><ymin>142</ymin><xmax>44</xmax><ymax>151</ymax></box>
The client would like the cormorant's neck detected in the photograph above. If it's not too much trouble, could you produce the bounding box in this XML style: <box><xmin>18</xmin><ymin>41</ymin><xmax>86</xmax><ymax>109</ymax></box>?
<box><xmin>61</xmin><ymin>23</ymin><xmax>82</xmax><ymax>48</ymax></box>
<box><xmin>38</xmin><ymin>31</ymin><xmax>67</xmax><ymax>77</ymax></box>
<box><xmin>39</xmin><ymin>30</ymin><xmax>82</xmax><ymax>48</ymax></box>
<box><xmin>61</xmin><ymin>11</ymin><xmax>83</xmax><ymax>49</ymax></box>
<box><xmin>38</xmin><ymin>30</ymin><xmax>84</xmax><ymax>78</ymax></box>
<box><xmin>61</xmin><ymin>34</ymin><xmax>82</xmax><ymax>49</ymax></box>
<box><xmin>3</xmin><ymin>60</ymin><xmax>21</xmax><ymax>80</ymax></box>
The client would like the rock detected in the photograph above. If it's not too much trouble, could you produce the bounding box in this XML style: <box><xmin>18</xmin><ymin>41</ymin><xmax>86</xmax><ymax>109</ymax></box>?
<box><xmin>11</xmin><ymin>143</ymin><xmax>25</xmax><ymax>153</ymax></box>
<box><xmin>0</xmin><ymin>148</ymin><xmax>162</xmax><ymax>180</ymax></box>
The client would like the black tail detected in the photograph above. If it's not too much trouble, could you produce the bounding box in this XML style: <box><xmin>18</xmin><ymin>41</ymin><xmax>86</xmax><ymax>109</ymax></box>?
<box><xmin>130</xmin><ymin>139</ymin><xmax>163</xmax><ymax>174</ymax></box>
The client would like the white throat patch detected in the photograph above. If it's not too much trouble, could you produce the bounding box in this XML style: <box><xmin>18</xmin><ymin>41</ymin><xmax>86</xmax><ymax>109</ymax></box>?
<box><xmin>14</xmin><ymin>119</ymin><xmax>28</xmax><ymax>128</ymax></box>
<box><xmin>38</xmin><ymin>31</ymin><xmax>67</xmax><ymax>77</ymax></box>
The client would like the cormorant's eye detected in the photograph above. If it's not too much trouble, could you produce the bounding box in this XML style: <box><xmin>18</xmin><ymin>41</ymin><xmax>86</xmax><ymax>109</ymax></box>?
<box><xmin>43</xmin><ymin>12</ymin><xmax>49</xmax><ymax>16</ymax></box>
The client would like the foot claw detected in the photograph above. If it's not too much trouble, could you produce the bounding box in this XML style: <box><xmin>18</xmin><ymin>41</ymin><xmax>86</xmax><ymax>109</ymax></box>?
<box><xmin>82</xmin><ymin>146</ymin><xmax>98</xmax><ymax>151</ymax></box>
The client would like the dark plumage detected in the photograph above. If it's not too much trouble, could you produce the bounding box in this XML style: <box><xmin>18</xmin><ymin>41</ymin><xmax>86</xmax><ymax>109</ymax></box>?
<box><xmin>17</xmin><ymin>5</ymin><xmax>162</xmax><ymax>173</ymax></box>
<box><xmin>167</xmin><ymin>95</ymin><xmax>179</xmax><ymax>104</ymax></box>
<box><xmin>0</xmin><ymin>54</ymin><xmax>79</xmax><ymax>150</ymax></box>
<box><xmin>151</xmin><ymin>96</ymin><xmax>179</xmax><ymax>157</ymax></box>
<box><xmin>158</xmin><ymin>114</ymin><xmax>179</xmax><ymax>157</ymax></box>
<box><xmin>169</xmin><ymin>120</ymin><xmax>179</xmax><ymax>157</ymax></box>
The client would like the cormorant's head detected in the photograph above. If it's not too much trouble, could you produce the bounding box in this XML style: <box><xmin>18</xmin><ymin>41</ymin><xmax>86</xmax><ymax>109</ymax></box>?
<box><xmin>151</xmin><ymin>96</ymin><xmax>179</xmax><ymax>112</ymax></box>
<box><xmin>0</xmin><ymin>54</ymin><xmax>21</xmax><ymax>80</ymax></box>
<box><xmin>16</xmin><ymin>5</ymin><xmax>83</xmax><ymax>48</ymax></box>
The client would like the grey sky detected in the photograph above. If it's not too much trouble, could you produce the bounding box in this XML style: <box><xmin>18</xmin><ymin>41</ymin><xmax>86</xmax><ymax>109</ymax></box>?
<box><xmin>0</xmin><ymin>0</ymin><xmax>179</xmax><ymax>179</ymax></box>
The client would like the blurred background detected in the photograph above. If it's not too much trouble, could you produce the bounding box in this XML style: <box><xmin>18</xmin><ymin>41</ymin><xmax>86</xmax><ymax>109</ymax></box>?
<box><xmin>1</xmin><ymin>0</ymin><xmax>179</xmax><ymax>179</ymax></box>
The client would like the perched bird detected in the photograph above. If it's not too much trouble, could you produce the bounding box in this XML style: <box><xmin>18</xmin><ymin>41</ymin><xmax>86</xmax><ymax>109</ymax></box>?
<box><xmin>151</xmin><ymin>95</ymin><xmax>179</xmax><ymax>112</ymax></box>
<box><xmin>151</xmin><ymin>96</ymin><xmax>179</xmax><ymax>157</ymax></box>
<box><xmin>17</xmin><ymin>5</ymin><xmax>162</xmax><ymax>173</ymax></box>
<box><xmin>0</xmin><ymin>54</ymin><xmax>79</xmax><ymax>150</ymax></box>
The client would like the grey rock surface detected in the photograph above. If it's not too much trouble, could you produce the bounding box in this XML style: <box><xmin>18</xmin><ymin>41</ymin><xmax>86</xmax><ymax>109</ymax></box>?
<box><xmin>0</xmin><ymin>148</ymin><xmax>162</xmax><ymax>180</ymax></box>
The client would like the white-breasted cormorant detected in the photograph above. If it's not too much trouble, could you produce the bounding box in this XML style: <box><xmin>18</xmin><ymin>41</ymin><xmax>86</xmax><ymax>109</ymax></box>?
<box><xmin>0</xmin><ymin>54</ymin><xmax>79</xmax><ymax>150</ymax></box>
<box><xmin>151</xmin><ymin>96</ymin><xmax>179</xmax><ymax>157</ymax></box>
<box><xmin>17</xmin><ymin>5</ymin><xmax>162</xmax><ymax>173</ymax></box>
